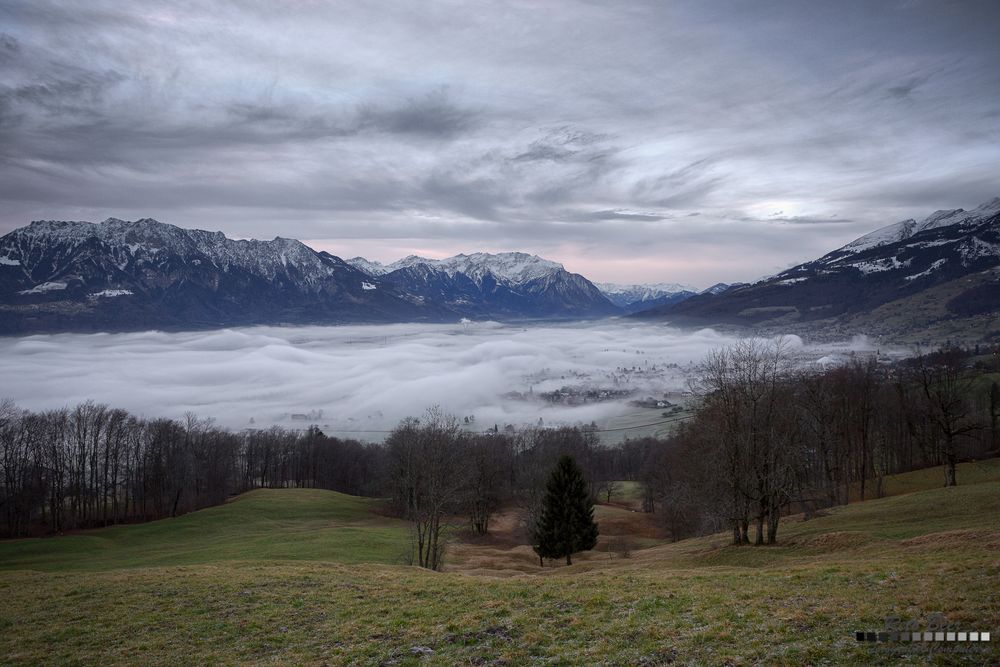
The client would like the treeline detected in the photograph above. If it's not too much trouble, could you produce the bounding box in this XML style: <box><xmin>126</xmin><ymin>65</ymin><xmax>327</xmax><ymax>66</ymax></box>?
<box><xmin>0</xmin><ymin>403</ymin><xmax>383</xmax><ymax>538</ymax></box>
<box><xmin>0</xmin><ymin>399</ymin><xmax>632</xmax><ymax>540</ymax></box>
<box><xmin>640</xmin><ymin>342</ymin><xmax>1000</xmax><ymax>546</ymax></box>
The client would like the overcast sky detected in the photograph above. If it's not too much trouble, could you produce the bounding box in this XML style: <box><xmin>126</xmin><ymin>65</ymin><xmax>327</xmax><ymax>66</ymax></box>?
<box><xmin>1</xmin><ymin>1</ymin><xmax>998</xmax><ymax>286</ymax></box>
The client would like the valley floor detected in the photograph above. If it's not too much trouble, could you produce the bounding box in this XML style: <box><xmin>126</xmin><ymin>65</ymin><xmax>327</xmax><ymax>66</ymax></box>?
<box><xmin>1</xmin><ymin>462</ymin><xmax>999</xmax><ymax>665</ymax></box>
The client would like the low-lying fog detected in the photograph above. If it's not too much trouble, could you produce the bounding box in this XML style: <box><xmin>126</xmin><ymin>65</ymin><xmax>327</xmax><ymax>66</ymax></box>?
<box><xmin>0</xmin><ymin>321</ymin><xmax>885</xmax><ymax>439</ymax></box>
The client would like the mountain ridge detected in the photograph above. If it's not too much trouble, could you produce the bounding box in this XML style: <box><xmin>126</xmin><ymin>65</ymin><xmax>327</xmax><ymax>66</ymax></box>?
<box><xmin>638</xmin><ymin>196</ymin><xmax>1000</xmax><ymax>341</ymax></box>
<box><xmin>347</xmin><ymin>251</ymin><xmax>617</xmax><ymax>320</ymax></box>
<box><xmin>595</xmin><ymin>282</ymin><xmax>700</xmax><ymax>314</ymax></box>
<box><xmin>0</xmin><ymin>218</ymin><xmax>619</xmax><ymax>334</ymax></box>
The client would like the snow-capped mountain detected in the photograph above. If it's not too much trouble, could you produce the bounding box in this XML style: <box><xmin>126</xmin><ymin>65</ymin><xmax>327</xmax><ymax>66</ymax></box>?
<box><xmin>701</xmin><ymin>282</ymin><xmax>736</xmax><ymax>295</ymax></box>
<box><xmin>637</xmin><ymin>196</ymin><xmax>1000</xmax><ymax>337</ymax></box>
<box><xmin>0</xmin><ymin>218</ymin><xmax>444</xmax><ymax>334</ymax></box>
<box><xmin>596</xmin><ymin>282</ymin><xmax>699</xmax><ymax>313</ymax></box>
<box><xmin>774</xmin><ymin>196</ymin><xmax>1000</xmax><ymax>285</ymax></box>
<box><xmin>345</xmin><ymin>256</ymin><xmax>390</xmax><ymax>277</ymax></box>
<box><xmin>349</xmin><ymin>252</ymin><xmax>619</xmax><ymax>319</ymax></box>
<box><xmin>0</xmin><ymin>219</ymin><xmax>619</xmax><ymax>333</ymax></box>
<box><xmin>837</xmin><ymin>197</ymin><xmax>1000</xmax><ymax>256</ymax></box>
<box><xmin>348</xmin><ymin>252</ymin><xmax>565</xmax><ymax>284</ymax></box>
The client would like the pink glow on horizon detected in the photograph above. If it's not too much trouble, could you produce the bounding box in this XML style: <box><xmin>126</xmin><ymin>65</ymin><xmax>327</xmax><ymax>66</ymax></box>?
<box><xmin>301</xmin><ymin>239</ymin><xmax>755</xmax><ymax>288</ymax></box>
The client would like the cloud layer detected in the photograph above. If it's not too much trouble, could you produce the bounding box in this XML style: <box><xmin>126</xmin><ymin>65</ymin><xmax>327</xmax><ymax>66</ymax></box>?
<box><xmin>1</xmin><ymin>1</ymin><xmax>998</xmax><ymax>284</ymax></box>
<box><xmin>0</xmin><ymin>322</ymin><xmax>893</xmax><ymax>439</ymax></box>
<box><xmin>0</xmin><ymin>321</ymin><xmax>736</xmax><ymax>435</ymax></box>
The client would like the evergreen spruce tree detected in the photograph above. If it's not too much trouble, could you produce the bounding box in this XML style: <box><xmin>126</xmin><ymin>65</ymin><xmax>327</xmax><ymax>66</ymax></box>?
<box><xmin>533</xmin><ymin>455</ymin><xmax>599</xmax><ymax>565</ymax></box>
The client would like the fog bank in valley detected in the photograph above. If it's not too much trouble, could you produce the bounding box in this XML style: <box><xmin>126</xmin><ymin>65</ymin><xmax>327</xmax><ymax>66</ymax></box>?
<box><xmin>0</xmin><ymin>322</ymin><xmax>879</xmax><ymax>437</ymax></box>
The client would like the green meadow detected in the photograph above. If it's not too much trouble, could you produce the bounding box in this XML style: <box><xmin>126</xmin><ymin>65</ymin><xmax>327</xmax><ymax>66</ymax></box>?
<box><xmin>1</xmin><ymin>462</ymin><xmax>998</xmax><ymax>666</ymax></box>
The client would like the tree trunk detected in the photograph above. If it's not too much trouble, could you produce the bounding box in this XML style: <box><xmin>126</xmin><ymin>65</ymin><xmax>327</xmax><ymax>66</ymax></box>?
<box><xmin>944</xmin><ymin>458</ymin><xmax>957</xmax><ymax>487</ymax></box>
<box><xmin>767</xmin><ymin>504</ymin><xmax>780</xmax><ymax>544</ymax></box>
<box><xmin>944</xmin><ymin>435</ymin><xmax>957</xmax><ymax>487</ymax></box>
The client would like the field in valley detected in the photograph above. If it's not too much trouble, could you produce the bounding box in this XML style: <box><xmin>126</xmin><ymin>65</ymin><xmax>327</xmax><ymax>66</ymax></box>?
<box><xmin>1</xmin><ymin>462</ymin><xmax>998</xmax><ymax>665</ymax></box>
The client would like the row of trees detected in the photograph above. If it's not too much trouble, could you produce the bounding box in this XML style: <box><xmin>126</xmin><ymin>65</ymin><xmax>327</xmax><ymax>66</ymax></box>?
<box><xmin>640</xmin><ymin>342</ymin><xmax>999</xmax><ymax>546</ymax></box>
<box><xmin>0</xmin><ymin>401</ymin><xmax>382</xmax><ymax>538</ymax></box>
<box><xmin>0</xmin><ymin>397</ymin><xmax>619</xmax><ymax>547</ymax></box>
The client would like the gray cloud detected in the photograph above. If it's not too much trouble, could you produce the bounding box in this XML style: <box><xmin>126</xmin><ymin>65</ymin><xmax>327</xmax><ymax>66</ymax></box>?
<box><xmin>0</xmin><ymin>33</ymin><xmax>19</xmax><ymax>59</ymax></box>
<box><xmin>0</xmin><ymin>0</ymin><xmax>998</xmax><ymax>286</ymax></box>
<box><xmin>887</xmin><ymin>73</ymin><xmax>932</xmax><ymax>100</ymax></box>
<box><xmin>575</xmin><ymin>210</ymin><xmax>669</xmax><ymax>222</ymax></box>
<box><xmin>357</xmin><ymin>89</ymin><xmax>481</xmax><ymax>138</ymax></box>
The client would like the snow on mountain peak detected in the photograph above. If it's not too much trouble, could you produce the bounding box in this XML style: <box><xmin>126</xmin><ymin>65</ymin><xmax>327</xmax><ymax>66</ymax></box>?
<box><xmin>434</xmin><ymin>252</ymin><xmax>564</xmax><ymax>283</ymax></box>
<box><xmin>836</xmin><ymin>195</ymin><xmax>1000</xmax><ymax>257</ymax></box>
<box><xmin>25</xmin><ymin>219</ymin><xmax>99</xmax><ymax>238</ymax></box>
<box><xmin>5</xmin><ymin>217</ymin><xmax>339</xmax><ymax>284</ymax></box>
<box><xmin>702</xmin><ymin>282</ymin><xmax>736</xmax><ymax>295</ymax></box>
<box><xmin>346</xmin><ymin>257</ymin><xmax>389</xmax><ymax>275</ymax></box>
<box><xmin>348</xmin><ymin>251</ymin><xmax>565</xmax><ymax>284</ymax></box>
<box><xmin>386</xmin><ymin>255</ymin><xmax>435</xmax><ymax>272</ymax></box>
<box><xmin>839</xmin><ymin>218</ymin><xmax>918</xmax><ymax>254</ymax></box>
<box><xmin>597</xmin><ymin>282</ymin><xmax>698</xmax><ymax>299</ymax></box>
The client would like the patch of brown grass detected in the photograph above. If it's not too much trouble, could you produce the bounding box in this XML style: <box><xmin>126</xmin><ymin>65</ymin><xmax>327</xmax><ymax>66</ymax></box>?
<box><xmin>593</xmin><ymin>504</ymin><xmax>665</xmax><ymax>540</ymax></box>
<box><xmin>796</xmin><ymin>531</ymin><xmax>878</xmax><ymax>551</ymax></box>
<box><xmin>445</xmin><ymin>504</ymin><xmax>667</xmax><ymax>573</ymax></box>
<box><xmin>901</xmin><ymin>529</ymin><xmax>1000</xmax><ymax>548</ymax></box>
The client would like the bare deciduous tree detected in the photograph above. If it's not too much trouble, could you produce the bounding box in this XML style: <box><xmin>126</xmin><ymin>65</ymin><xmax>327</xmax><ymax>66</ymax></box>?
<box><xmin>910</xmin><ymin>349</ymin><xmax>981</xmax><ymax>486</ymax></box>
<box><xmin>385</xmin><ymin>408</ymin><xmax>468</xmax><ymax>570</ymax></box>
<box><xmin>696</xmin><ymin>338</ymin><xmax>796</xmax><ymax>545</ymax></box>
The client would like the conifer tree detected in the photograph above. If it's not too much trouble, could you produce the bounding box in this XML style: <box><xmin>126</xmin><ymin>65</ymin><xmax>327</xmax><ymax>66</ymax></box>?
<box><xmin>533</xmin><ymin>455</ymin><xmax>598</xmax><ymax>565</ymax></box>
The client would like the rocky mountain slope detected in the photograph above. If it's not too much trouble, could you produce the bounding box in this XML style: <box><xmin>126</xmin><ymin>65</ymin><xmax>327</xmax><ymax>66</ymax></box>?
<box><xmin>0</xmin><ymin>219</ymin><xmax>618</xmax><ymax>334</ymax></box>
<box><xmin>347</xmin><ymin>252</ymin><xmax>620</xmax><ymax>320</ymax></box>
<box><xmin>637</xmin><ymin>197</ymin><xmax>1000</xmax><ymax>341</ymax></box>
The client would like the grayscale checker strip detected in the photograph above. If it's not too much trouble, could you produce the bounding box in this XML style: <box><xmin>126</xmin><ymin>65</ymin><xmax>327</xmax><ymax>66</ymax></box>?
<box><xmin>856</xmin><ymin>631</ymin><xmax>991</xmax><ymax>642</ymax></box>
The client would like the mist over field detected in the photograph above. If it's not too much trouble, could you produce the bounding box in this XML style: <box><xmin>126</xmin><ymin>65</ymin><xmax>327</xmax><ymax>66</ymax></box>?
<box><xmin>0</xmin><ymin>321</ymin><xmax>883</xmax><ymax>436</ymax></box>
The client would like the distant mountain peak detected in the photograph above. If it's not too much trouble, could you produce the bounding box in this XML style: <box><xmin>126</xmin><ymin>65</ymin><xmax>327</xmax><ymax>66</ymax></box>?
<box><xmin>346</xmin><ymin>256</ymin><xmax>389</xmax><ymax>275</ymax></box>
<box><xmin>349</xmin><ymin>251</ymin><xmax>566</xmax><ymax>285</ymax></box>
<box><xmin>597</xmin><ymin>281</ymin><xmax>698</xmax><ymax>295</ymax></box>
<box><xmin>596</xmin><ymin>281</ymin><xmax>699</xmax><ymax>313</ymax></box>
<box><xmin>430</xmin><ymin>251</ymin><xmax>564</xmax><ymax>283</ymax></box>
<box><xmin>701</xmin><ymin>282</ymin><xmax>735</xmax><ymax>295</ymax></box>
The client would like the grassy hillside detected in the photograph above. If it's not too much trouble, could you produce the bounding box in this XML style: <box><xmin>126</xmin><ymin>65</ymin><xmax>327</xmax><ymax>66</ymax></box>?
<box><xmin>1</xmin><ymin>478</ymin><xmax>998</xmax><ymax>665</ymax></box>
<box><xmin>0</xmin><ymin>489</ymin><xmax>410</xmax><ymax>572</ymax></box>
<box><xmin>848</xmin><ymin>458</ymin><xmax>1000</xmax><ymax>502</ymax></box>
